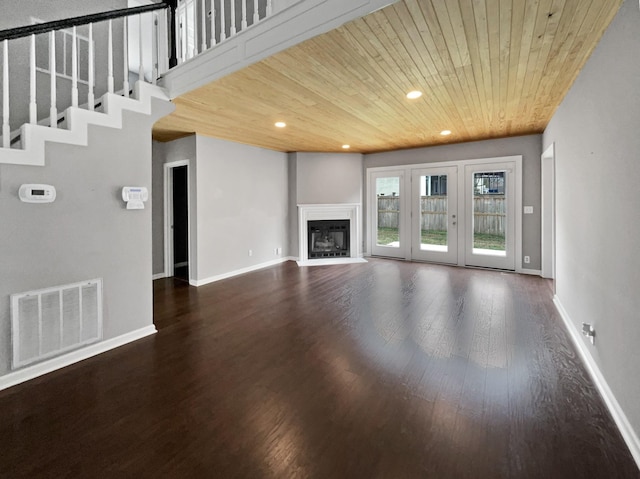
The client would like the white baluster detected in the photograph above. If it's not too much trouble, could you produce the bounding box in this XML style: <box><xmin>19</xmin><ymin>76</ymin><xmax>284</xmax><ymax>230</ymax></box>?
<box><xmin>108</xmin><ymin>20</ymin><xmax>114</xmax><ymax>93</ymax></box>
<box><xmin>191</xmin><ymin>2</ymin><xmax>198</xmax><ymax>56</ymax></box>
<box><xmin>49</xmin><ymin>31</ymin><xmax>57</xmax><ymax>128</ymax></box>
<box><xmin>71</xmin><ymin>26</ymin><xmax>78</xmax><ymax>107</ymax></box>
<box><xmin>253</xmin><ymin>0</ymin><xmax>259</xmax><ymax>24</ymax></box>
<box><xmin>241</xmin><ymin>0</ymin><xmax>247</xmax><ymax>30</ymax></box>
<box><xmin>139</xmin><ymin>14</ymin><xmax>145</xmax><ymax>83</ymax></box>
<box><xmin>2</xmin><ymin>40</ymin><xmax>9</xmax><ymax>147</ymax></box>
<box><xmin>230</xmin><ymin>0</ymin><xmax>236</xmax><ymax>36</ymax></box>
<box><xmin>220</xmin><ymin>0</ymin><xmax>226</xmax><ymax>41</ymax></box>
<box><xmin>267</xmin><ymin>0</ymin><xmax>272</xmax><ymax>16</ymax></box>
<box><xmin>201</xmin><ymin>0</ymin><xmax>207</xmax><ymax>51</ymax></box>
<box><xmin>29</xmin><ymin>34</ymin><xmax>37</xmax><ymax>124</ymax></box>
<box><xmin>123</xmin><ymin>16</ymin><xmax>130</xmax><ymax>97</ymax></box>
<box><xmin>88</xmin><ymin>23</ymin><xmax>95</xmax><ymax>110</ymax></box>
<box><xmin>151</xmin><ymin>15</ymin><xmax>157</xmax><ymax>85</ymax></box>
<box><xmin>210</xmin><ymin>0</ymin><xmax>216</xmax><ymax>46</ymax></box>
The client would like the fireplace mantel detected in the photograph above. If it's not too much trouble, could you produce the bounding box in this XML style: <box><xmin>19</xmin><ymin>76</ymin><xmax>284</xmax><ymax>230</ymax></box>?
<box><xmin>297</xmin><ymin>204</ymin><xmax>366</xmax><ymax>266</ymax></box>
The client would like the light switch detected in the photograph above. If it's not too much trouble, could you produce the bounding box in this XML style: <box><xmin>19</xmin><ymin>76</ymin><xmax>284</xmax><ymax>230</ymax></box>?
<box><xmin>524</xmin><ymin>206</ymin><xmax>534</xmax><ymax>214</ymax></box>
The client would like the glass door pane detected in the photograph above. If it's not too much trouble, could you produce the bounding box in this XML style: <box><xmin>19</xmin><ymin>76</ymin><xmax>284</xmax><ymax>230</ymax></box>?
<box><xmin>411</xmin><ymin>166</ymin><xmax>457</xmax><ymax>264</ymax></box>
<box><xmin>472</xmin><ymin>171</ymin><xmax>506</xmax><ymax>256</ymax></box>
<box><xmin>465</xmin><ymin>163</ymin><xmax>516</xmax><ymax>270</ymax></box>
<box><xmin>370</xmin><ymin>171</ymin><xmax>406</xmax><ymax>258</ymax></box>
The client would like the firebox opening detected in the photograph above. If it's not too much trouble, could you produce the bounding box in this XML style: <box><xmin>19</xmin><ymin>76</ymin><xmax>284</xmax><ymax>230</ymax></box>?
<box><xmin>308</xmin><ymin>220</ymin><xmax>350</xmax><ymax>259</ymax></box>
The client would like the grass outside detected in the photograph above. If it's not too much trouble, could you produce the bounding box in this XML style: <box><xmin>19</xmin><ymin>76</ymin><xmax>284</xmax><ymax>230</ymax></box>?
<box><xmin>377</xmin><ymin>227</ymin><xmax>505</xmax><ymax>250</ymax></box>
<box><xmin>473</xmin><ymin>232</ymin><xmax>505</xmax><ymax>251</ymax></box>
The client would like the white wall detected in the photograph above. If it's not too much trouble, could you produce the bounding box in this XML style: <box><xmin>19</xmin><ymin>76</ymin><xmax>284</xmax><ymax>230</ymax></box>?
<box><xmin>194</xmin><ymin>135</ymin><xmax>289</xmax><ymax>281</ymax></box>
<box><xmin>543</xmin><ymin>0</ymin><xmax>640</xmax><ymax>438</ymax></box>
<box><xmin>0</xmin><ymin>98</ymin><xmax>172</xmax><ymax>376</ymax></box>
<box><xmin>364</xmin><ymin>135</ymin><xmax>542</xmax><ymax>269</ymax></box>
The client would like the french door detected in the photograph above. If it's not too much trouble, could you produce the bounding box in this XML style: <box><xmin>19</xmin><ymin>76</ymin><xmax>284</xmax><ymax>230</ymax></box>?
<box><xmin>464</xmin><ymin>162</ymin><xmax>516</xmax><ymax>270</ymax></box>
<box><xmin>411</xmin><ymin>166</ymin><xmax>458</xmax><ymax>264</ymax></box>
<box><xmin>370</xmin><ymin>170</ymin><xmax>406</xmax><ymax>258</ymax></box>
<box><xmin>368</xmin><ymin>157</ymin><xmax>521</xmax><ymax>271</ymax></box>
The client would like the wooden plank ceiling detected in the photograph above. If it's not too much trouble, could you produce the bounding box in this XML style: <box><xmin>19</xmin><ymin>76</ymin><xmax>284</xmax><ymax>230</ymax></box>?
<box><xmin>152</xmin><ymin>0</ymin><xmax>623</xmax><ymax>153</ymax></box>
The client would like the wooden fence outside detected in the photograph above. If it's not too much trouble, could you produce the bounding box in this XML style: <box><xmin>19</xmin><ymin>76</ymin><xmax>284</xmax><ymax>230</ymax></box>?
<box><xmin>377</xmin><ymin>195</ymin><xmax>506</xmax><ymax>235</ymax></box>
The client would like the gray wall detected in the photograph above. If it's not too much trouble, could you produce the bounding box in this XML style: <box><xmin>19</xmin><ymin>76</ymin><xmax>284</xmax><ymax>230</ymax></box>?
<box><xmin>0</xmin><ymin>98</ymin><xmax>172</xmax><ymax>376</ymax></box>
<box><xmin>151</xmin><ymin>135</ymin><xmax>197</xmax><ymax>277</ymax></box>
<box><xmin>289</xmin><ymin>152</ymin><xmax>364</xmax><ymax>258</ymax></box>
<box><xmin>194</xmin><ymin>135</ymin><xmax>289</xmax><ymax>281</ymax></box>
<box><xmin>295</xmin><ymin>152</ymin><xmax>364</xmax><ymax>204</ymax></box>
<box><xmin>543</xmin><ymin>0</ymin><xmax>640</xmax><ymax>435</ymax></box>
<box><xmin>364</xmin><ymin>135</ymin><xmax>542</xmax><ymax>269</ymax></box>
<box><xmin>0</xmin><ymin>1</ymin><xmax>128</xmax><ymax>130</ymax></box>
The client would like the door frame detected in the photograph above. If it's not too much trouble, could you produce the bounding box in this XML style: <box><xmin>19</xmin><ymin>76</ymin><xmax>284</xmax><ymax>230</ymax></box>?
<box><xmin>164</xmin><ymin>160</ymin><xmax>191</xmax><ymax>280</ymax></box>
<box><xmin>541</xmin><ymin>143</ymin><xmax>556</xmax><ymax>280</ymax></box>
<box><xmin>368</xmin><ymin>169</ymin><xmax>407</xmax><ymax>258</ymax></box>
<box><xmin>366</xmin><ymin>155</ymin><xmax>523</xmax><ymax>271</ymax></box>
<box><xmin>464</xmin><ymin>160</ymin><xmax>520</xmax><ymax>271</ymax></box>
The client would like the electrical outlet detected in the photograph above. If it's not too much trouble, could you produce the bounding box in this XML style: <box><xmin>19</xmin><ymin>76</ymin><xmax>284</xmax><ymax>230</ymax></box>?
<box><xmin>276</xmin><ymin>247</ymin><xmax>282</xmax><ymax>255</ymax></box>
<box><xmin>248</xmin><ymin>249</ymin><xmax>253</xmax><ymax>257</ymax></box>
<box><xmin>524</xmin><ymin>255</ymin><xmax>530</xmax><ymax>264</ymax></box>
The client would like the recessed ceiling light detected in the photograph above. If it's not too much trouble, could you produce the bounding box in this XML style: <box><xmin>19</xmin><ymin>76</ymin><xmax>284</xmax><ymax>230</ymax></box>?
<box><xmin>275</xmin><ymin>121</ymin><xmax>286</xmax><ymax>128</ymax></box>
<box><xmin>440</xmin><ymin>130</ymin><xmax>452</xmax><ymax>136</ymax></box>
<box><xmin>406</xmin><ymin>90</ymin><xmax>423</xmax><ymax>99</ymax></box>
<box><xmin>342</xmin><ymin>144</ymin><xmax>350</xmax><ymax>149</ymax></box>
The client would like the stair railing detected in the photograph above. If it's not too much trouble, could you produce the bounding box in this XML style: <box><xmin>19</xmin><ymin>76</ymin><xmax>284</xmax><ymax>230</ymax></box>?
<box><xmin>0</xmin><ymin>0</ymin><xmax>274</xmax><ymax>149</ymax></box>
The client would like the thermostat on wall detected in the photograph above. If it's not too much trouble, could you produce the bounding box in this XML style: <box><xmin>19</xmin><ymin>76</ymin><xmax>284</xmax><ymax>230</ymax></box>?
<box><xmin>19</xmin><ymin>184</ymin><xmax>56</xmax><ymax>203</ymax></box>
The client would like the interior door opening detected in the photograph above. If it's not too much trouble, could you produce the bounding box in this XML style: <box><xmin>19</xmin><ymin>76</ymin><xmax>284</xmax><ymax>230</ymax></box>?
<box><xmin>172</xmin><ymin>165</ymin><xmax>189</xmax><ymax>281</ymax></box>
<box><xmin>164</xmin><ymin>160</ymin><xmax>191</xmax><ymax>283</ymax></box>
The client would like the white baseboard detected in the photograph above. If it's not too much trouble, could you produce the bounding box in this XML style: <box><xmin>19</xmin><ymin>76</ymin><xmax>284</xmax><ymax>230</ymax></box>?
<box><xmin>190</xmin><ymin>257</ymin><xmax>294</xmax><ymax>287</ymax></box>
<box><xmin>553</xmin><ymin>296</ymin><xmax>640</xmax><ymax>468</ymax></box>
<box><xmin>0</xmin><ymin>325</ymin><xmax>157</xmax><ymax>392</ymax></box>
<box><xmin>519</xmin><ymin>268</ymin><xmax>542</xmax><ymax>276</ymax></box>
<box><xmin>152</xmin><ymin>272</ymin><xmax>166</xmax><ymax>280</ymax></box>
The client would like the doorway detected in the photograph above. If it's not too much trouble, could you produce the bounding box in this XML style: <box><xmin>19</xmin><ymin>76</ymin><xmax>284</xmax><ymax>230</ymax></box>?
<box><xmin>411</xmin><ymin>166</ymin><xmax>458</xmax><ymax>264</ymax></box>
<box><xmin>164</xmin><ymin>160</ymin><xmax>191</xmax><ymax>282</ymax></box>
<box><xmin>541</xmin><ymin>143</ymin><xmax>555</xmax><ymax>281</ymax></box>
<box><xmin>370</xmin><ymin>170</ymin><xmax>406</xmax><ymax>259</ymax></box>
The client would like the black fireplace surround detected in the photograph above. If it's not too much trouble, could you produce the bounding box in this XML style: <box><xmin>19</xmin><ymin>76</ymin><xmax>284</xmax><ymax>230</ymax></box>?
<box><xmin>308</xmin><ymin>220</ymin><xmax>350</xmax><ymax>259</ymax></box>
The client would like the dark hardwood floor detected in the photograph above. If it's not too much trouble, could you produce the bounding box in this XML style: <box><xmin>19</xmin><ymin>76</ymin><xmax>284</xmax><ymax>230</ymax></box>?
<box><xmin>0</xmin><ymin>259</ymin><xmax>637</xmax><ymax>478</ymax></box>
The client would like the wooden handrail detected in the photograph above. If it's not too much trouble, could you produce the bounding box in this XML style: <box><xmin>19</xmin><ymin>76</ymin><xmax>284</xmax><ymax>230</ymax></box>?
<box><xmin>0</xmin><ymin>3</ymin><xmax>169</xmax><ymax>41</ymax></box>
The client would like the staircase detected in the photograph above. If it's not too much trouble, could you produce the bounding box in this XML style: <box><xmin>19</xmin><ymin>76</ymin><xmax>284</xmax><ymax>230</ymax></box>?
<box><xmin>0</xmin><ymin>0</ymin><xmax>275</xmax><ymax>166</ymax></box>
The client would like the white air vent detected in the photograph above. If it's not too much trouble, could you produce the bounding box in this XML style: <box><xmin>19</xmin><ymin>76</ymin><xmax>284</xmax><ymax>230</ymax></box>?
<box><xmin>11</xmin><ymin>279</ymin><xmax>103</xmax><ymax>369</ymax></box>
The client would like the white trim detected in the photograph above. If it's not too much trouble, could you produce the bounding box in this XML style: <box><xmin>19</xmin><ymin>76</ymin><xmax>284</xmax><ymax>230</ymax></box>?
<box><xmin>541</xmin><ymin>143</ymin><xmax>556</xmax><ymax>279</ymax></box>
<box><xmin>519</xmin><ymin>268</ymin><xmax>542</xmax><ymax>276</ymax></box>
<box><xmin>297</xmin><ymin>257</ymin><xmax>367</xmax><ymax>267</ymax></box>
<box><xmin>298</xmin><ymin>203</ymin><xmax>362</xmax><ymax>263</ymax></box>
<box><xmin>190</xmin><ymin>257</ymin><xmax>293</xmax><ymax>287</ymax></box>
<box><xmin>1</xmin><ymin>82</ymin><xmax>172</xmax><ymax>166</ymax></box>
<box><xmin>553</xmin><ymin>296</ymin><xmax>640</xmax><ymax>469</ymax></box>
<box><xmin>0</xmin><ymin>325</ymin><xmax>157</xmax><ymax>392</ymax></box>
<box><xmin>152</xmin><ymin>272</ymin><xmax>166</xmax><ymax>280</ymax></box>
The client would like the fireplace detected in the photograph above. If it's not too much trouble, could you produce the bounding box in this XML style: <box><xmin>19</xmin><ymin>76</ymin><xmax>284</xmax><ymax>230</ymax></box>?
<box><xmin>308</xmin><ymin>220</ymin><xmax>350</xmax><ymax>258</ymax></box>
<box><xmin>297</xmin><ymin>203</ymin><xmax>365</xmax><ymax>266</ymax></box>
